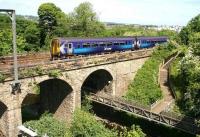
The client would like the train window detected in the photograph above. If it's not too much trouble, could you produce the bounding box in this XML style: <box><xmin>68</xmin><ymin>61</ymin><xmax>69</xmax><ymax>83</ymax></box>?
<box><xmin>91</xmin><ymin>43</ymin><xmax>98</xmax><ymax>47</ymax></box>
<box><xmin>65</xmin><ymin>44</ymin><xmax>68</xmax><ymax>48</ymax></box>
<box><xmin>83</xmin><ymin>43</ymin><xmax>90</xmax><ymax>48</ymax></box>
<box><xmin>107</xmin><ymin>42</ymin><xmax>112</xmax><ymax>47</ymax></box>
<box><xmin>114</xmin><ymin>42</ymin><xmax>119</xmax><ymax>46</ymax></box>
<box><xmin>68</xmin><ymin>43</ymin><xmax>72</xmax><ymax>48</ymax></box>
<box><xmin>120</xmin><ymin>42</ymin><xmax>125</xmax><ymax>46</ymax></box>
<box><xmin>100</xmin><ymin>43</ymin><xmax>106</xmax><ymax>47</ymax></box>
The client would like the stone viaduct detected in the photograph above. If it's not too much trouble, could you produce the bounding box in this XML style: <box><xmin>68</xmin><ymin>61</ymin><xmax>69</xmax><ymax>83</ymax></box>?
<box><xmin>0</xmin><ymin>53</ymin><xmax>149</xmax><ymax>136</ymax></box>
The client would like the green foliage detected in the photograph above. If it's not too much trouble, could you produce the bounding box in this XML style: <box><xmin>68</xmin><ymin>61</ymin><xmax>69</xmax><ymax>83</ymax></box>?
<box><xmin>188</xmin><ymin>14</ymin><xmax>200</xmax><ymax>32</ymax></box>
<box><xmin>48</xmin><ymin>69</ymin><xmax>61</xmax><ymax>78</ymax></box>
<box><xmin>24</xmin><ymin>24</ymin><xmax>40</xmax><ymax>51</ymax></box>
<box><xmin>69</xmin><ymin>109</ymin><xmax>117</xmax><ymax>137</ymax></box>
<box><xmin>125</xmin><ymin>44</ymin><xmax>175</xmax><ymax>105</ymax></box>
<box><xmin>20</xmin><ymin>67</ymin><xmax>45</xmax><ymax>77</ymax></box>
<box><xmin>81</xmin><ymin>97</ymin><xmax>93</xmax><ymax>112</ymax></box>
<box><xmin>189</xmin><ymin>32</ymin><xmax>200</xmax><ymax>56</ymax></box>
<box><xmin>0</xmin><ymin>29</ymin><xmax>12</xmax><ymax>56</ymax></box>
<box><xmin>33</xmin><ymin>85</ymin><xmax>40</xmax><ymax>94</ymax></box>
<box><xmin>23</xmin><ymin>106</ymin><xmax>146</xmax><ymax>137</ymax></box>
<box><xmin>179</xmin><ymin>14</ymin><xmax>200</xmax><ymax>56</ymax></box>
<box><xmin>0</xmin><ymin>73</ymin><xmax>5</xmax><ymax>83</ymax></box>
<box><xmin>69</xmin><ymin>2</ymin><xmax>105</xmax><ymax>37</ymax></box>
<box><xmin>170</xmin><ymin>50</ymin><xmax>200</xmax><ymax>117</ymax></box>
<box><xmin>169</xmin><ymin>57</ymin><xmax>187</xmax><ymax>114</ymax></box>
<box><xmin>179</xmin><ymin>53</ymin><xmax>200</xmax><ymax>116</ymax></box>
<box><xmin>179</xmin><ymin>27</ymin><xmax>190</xmax><ymax>45</ymax></box>
<box><xmin>120</xmin><ymin>125</ymin><xmax>146</xmax><ymax>137</ymax></box>
<box><xmin>24</xmin><ymin>113</ymin><xmax>67</xmax><ymax>137</ymax></box>
<box><xmin>38</xmin><ymin>3</ymin><xmax>68</xmax><ymax>47</ymax></box>
<box><xmin>0</xmin><ymin>14</ymin><xmax>40</xmax><ymax>55</ymax></box>
<box><xmin>172</xmin><ymin>12</ymin><xmax>200</xmax><ymax>117</ymax></box>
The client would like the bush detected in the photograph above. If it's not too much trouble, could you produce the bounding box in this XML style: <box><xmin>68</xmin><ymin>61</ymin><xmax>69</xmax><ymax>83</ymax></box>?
<box><xmin>24</xmin><ymin>113</ymin><xmax>67</xmax><ymax>137</ymax></box>
<box><xmin>69</xmin><ymin>109</ymin><xmax>117</xmax><ymax>137</ymax></box>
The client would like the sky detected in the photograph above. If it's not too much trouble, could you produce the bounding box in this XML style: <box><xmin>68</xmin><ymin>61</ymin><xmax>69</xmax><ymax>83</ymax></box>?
<box><xmin>0</xmin><ymin>0</ymin><xmax>200</xmax><ymax>26</ymax></box>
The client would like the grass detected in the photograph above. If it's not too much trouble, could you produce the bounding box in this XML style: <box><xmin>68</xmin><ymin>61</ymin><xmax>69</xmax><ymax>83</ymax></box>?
<box><xmin>124</xmin><ymin>44</ymin><xmax>175</xmax><ymax>106</ymax></box>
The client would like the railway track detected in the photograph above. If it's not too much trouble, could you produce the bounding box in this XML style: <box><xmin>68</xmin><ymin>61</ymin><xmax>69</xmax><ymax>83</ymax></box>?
<box><xmin>0</xmin><ymin>49</ymin><xmax>153</xmax><ymax>83</ymax></box>
<box><xmin>0</xmin><ymin>49</ymin><xmax>153</xmax><ymax>72</ymax></box>
<box><xmin>0</xmin><ymin>52</ymin><xmax>50</xmax><ymax>66</ymax></box>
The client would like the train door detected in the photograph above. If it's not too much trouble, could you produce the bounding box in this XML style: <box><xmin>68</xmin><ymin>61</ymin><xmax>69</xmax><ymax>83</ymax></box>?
<box><xmin>135</xmin><ymin>39</ymin><xmax>141</xmax><ymax>49</ymax></box>
<box><xmin>67</xmin><ymin>43</ymin><xmax>73</xmax><ymax>55</ymax></box>
<box><xmin>137</xmin><ymin>40</ymin><xmax>141</xmax><ymax>48</ymax></box>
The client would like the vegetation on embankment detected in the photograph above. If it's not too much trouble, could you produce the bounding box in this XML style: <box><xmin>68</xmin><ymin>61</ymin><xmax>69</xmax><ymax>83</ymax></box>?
<box><xmin>169</xmin><ymin>56</ymin><xmax>185</xmax><ymax>114</ymax></box>
<box><xmin>169</xmin><ymin>51</ymin><xmax>200</xmax><ymax>117</ymax></box>
<box><xmin>124</xmin><ymin>43</ymin><xmax>176</xmax><ymax>106</ymax></box>
<box><xmin>169</xmin><ymin>12</ymin><xmax>200</xmax><ymax>117</ymax></box>
<box><xmin>24</xmin><ymin>109</ymin><xmax>146</xmax><ymax>137</ymax></box>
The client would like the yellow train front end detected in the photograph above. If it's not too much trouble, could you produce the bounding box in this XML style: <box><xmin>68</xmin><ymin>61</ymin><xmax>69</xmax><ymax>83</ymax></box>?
<box><xmin>50</xmin><ymin>39</ymin><xmax>60</xmax><ymax>59</ymax></box>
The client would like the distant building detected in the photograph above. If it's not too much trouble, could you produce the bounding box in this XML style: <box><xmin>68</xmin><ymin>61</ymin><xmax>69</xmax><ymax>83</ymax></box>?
<box><xmin>147</xmin><ymin>25</ymin><xmax>183</xmax><ymax>32</ymax></box>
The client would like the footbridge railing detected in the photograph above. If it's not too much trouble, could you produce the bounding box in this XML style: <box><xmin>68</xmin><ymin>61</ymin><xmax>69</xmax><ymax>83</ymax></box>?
<box><xmin>88</xmin><ymin>93</ymin><xmax>200</xmax><ymax>135</ymax></box>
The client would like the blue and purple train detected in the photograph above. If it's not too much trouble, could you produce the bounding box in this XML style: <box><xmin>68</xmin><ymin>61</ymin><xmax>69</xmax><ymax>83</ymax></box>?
<box><xmin>50</xmin><ymin>36</ymin><xmax>167</xmax><ymax>58</ymax></box>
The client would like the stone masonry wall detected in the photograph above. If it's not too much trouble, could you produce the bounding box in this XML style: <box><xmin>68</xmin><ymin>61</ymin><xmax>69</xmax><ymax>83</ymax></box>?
<box><xmin>0</xmin><ymin>56</ymin><xmax>148</xmax><ymax>136</ymax></box>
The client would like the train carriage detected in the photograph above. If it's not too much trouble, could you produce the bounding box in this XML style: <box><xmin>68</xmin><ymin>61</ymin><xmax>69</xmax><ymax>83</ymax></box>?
<box><xmin>137</xmin><ymin>36</ymin><xmax>168</xmax><ymax>49</ymax></box>
<box><xmin>50</xmin><ymin>36</ymin><xmax>167</xmax><ymax>59</ymax></box>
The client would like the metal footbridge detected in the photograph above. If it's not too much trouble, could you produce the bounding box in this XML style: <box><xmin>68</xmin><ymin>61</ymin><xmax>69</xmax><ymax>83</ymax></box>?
<box><xmin>88</xmin><ymin>93</ymin><xmax>200</xmax><ymax>135</ymax></box>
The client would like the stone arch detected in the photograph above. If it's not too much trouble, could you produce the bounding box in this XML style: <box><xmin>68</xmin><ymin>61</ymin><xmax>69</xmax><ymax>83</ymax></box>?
<box><xmin>0</xmin><ymin>101</ymin><xmax>8</xmax><ymax>136</ymax></box>
<box><xmin>21</xmin><ymin>78</ymin><xmax>74</xmax><ymax>123</ymax></box>
<box><xmin>81</xmin><ymin>69</ymin><xmax>114</xmax><ymax>97</ymax></box>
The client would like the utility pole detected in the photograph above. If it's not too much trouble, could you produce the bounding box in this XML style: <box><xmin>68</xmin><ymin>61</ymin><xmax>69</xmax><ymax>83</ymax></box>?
<box><xmin>0</xmin><ymin>9</ymin><xmax>20</xmax><ymax>94</ymax></box>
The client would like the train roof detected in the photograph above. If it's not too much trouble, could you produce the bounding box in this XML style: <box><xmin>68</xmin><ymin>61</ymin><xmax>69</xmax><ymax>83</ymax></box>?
<box><xmin>138</xmin><ymin>36</ymin><xmax>167</xmax><ymax>40</ymax></box>
<box><xmin>57</xmin><ymin>37</ymin><xmax>133</xmax><ymax>43</ymax></box>
<box><xmin>54</xmin><ymin>36</ymin><xmax>167</xmax><ymax>43</ymax></box>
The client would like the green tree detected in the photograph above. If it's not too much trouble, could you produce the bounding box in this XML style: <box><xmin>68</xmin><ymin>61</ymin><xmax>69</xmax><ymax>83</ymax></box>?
<box><xmin>0</xmin><ymin>29</ymin><xmax>26</xmax><ymax>55</ymax></box>
<box><xmin>0</xmin><ymin>30</ymin><xmax>12</xmax><ymax>56</ymax></box>
<box><xmin>188</xmin><ymin>14</ymin><xmax>200</xmax><ymax>32</ymax></box>
<box><xmin>24</xmin><ymin>23</ymin><xmax>40</xmax><ymax>51</ymax></box>
<box><xmin>179</xmin><ymin>27</ymin><xmax>190</xmax><ymax>45</ymax></box>
<box><xmin>179</xmin><ymin>14</ymin><xmax>200</xmax><ymax>46</ymax></box>
<box><xmin>38</xmin><ymin>3</ymin><xmax>67</xmax><ymax>47</ymax></box>
<box><xmin>70</xmin><ymin>2</ymin><xmax>105</xmax><ymax>37</ymax></box>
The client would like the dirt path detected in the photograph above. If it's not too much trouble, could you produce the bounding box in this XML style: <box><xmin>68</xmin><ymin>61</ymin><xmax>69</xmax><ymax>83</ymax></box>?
<box><xmin>151</xmin><ymin>55</ymin><xmax>177</xmax><ymax>114</ymax></box>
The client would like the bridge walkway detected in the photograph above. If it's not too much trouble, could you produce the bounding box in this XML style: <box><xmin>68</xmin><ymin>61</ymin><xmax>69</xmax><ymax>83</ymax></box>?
<box><xmin>88</xmin><ymin>93</ymin><xmax>199</xmax><ymax>135</ymax></box>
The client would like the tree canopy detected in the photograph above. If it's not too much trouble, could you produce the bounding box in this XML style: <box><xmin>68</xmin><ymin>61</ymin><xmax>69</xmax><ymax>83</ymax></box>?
<box><xmin>69</xmin><ymin>2</ymin><xmax>105</xmax><ymax>37</ymax></box>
